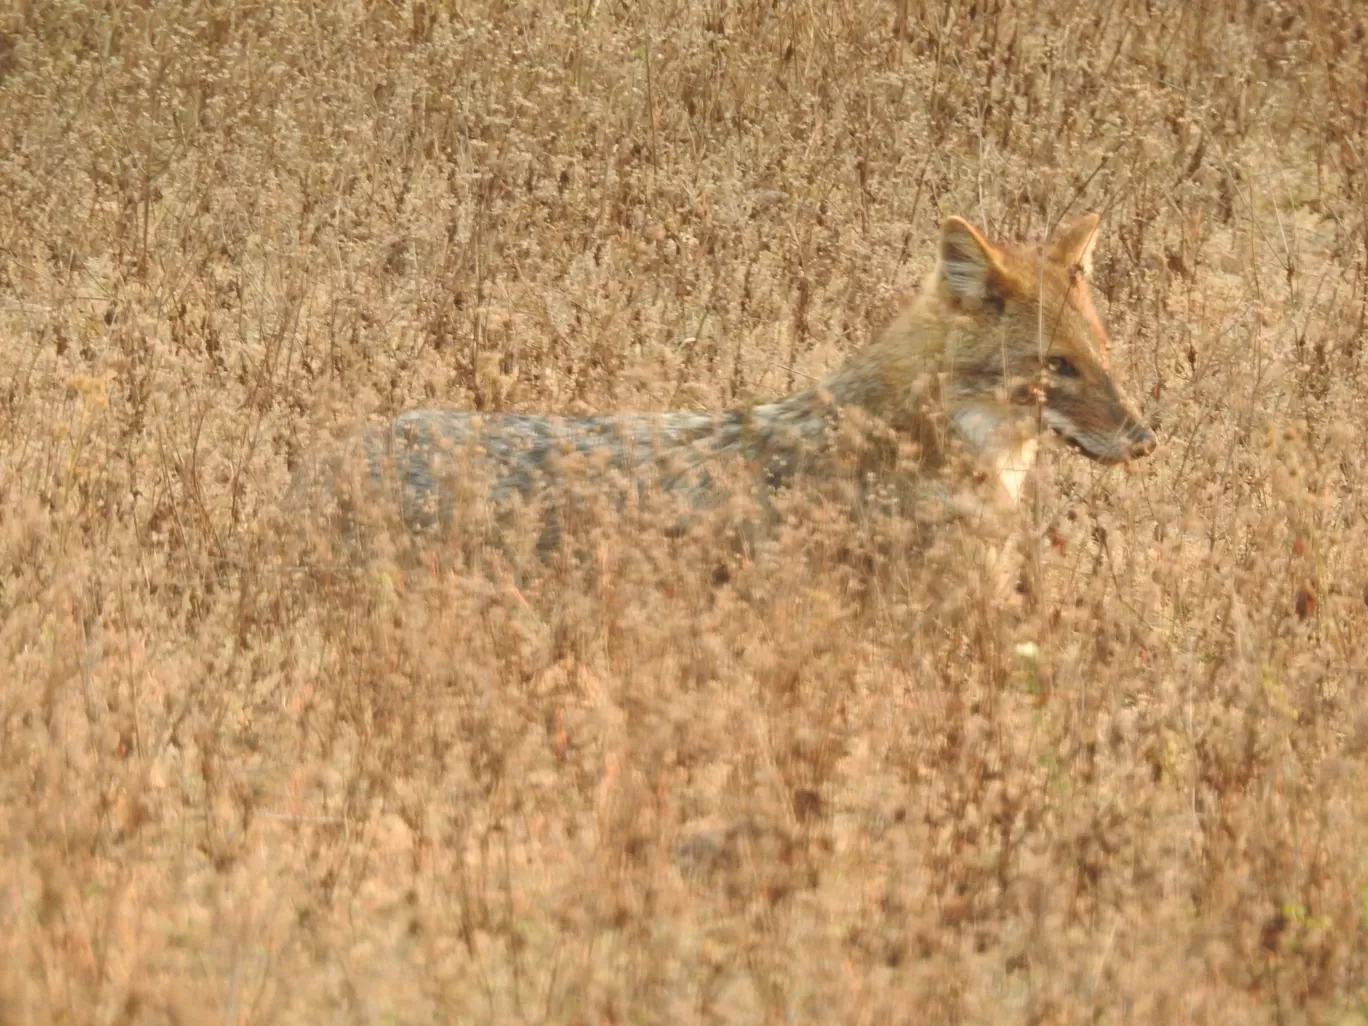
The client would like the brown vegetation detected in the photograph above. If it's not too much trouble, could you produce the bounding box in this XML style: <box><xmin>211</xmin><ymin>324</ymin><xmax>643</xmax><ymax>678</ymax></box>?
<box><xmin>1</xmin><ymin>1</ymin><xmax>1367</xmax><ymax>1022</ymax></box>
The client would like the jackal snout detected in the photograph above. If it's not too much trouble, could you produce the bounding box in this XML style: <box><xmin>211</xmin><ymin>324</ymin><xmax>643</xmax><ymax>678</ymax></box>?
<box><xmin>1041</xmin><ymin>393</ymin><xmax>1156</xmax><ymax>465</ymax></box>
<box><xmin>1125</xmin><ymin>422</ymin><xmax>1157</xmax><ymax>460</ymax></box>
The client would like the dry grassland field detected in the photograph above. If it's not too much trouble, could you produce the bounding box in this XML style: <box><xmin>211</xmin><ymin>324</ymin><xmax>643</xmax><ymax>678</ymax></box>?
<box><xmin>3</xmin><ymin>1</ymin><xmax>1368</xmax><ymax>1023</ymax></box>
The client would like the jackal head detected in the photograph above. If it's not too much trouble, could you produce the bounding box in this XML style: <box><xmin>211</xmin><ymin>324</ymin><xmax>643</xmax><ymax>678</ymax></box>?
<box><xmin>936</xmin><ymin>213</ymin><xmax>1156</xmax><ymax>465</ymax></box>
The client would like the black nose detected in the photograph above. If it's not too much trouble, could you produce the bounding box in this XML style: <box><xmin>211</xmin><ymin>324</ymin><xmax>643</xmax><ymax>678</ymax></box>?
<box><xmin>1128</xmin><ymin>425</ymin><xmax>1157</xmax><ymax>459</ymax></box>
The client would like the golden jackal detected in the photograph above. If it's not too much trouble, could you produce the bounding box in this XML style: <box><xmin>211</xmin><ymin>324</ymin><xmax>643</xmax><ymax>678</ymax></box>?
<box><xmin>313</xmin><ymin>213</ymin><xmax>1154</xmax><ymax>556</ymax></box>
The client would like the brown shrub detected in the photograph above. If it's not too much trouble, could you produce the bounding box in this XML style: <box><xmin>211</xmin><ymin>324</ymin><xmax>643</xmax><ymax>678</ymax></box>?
<box><xmin>1</xmin><ymin>1</ymin><xmax>1366</xmax><ymax>1022</ymax></box>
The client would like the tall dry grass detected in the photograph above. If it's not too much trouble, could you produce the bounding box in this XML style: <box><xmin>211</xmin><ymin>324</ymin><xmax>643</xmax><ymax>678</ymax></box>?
<box><xmin>1</xmin><ymin>1</ymin><xmax>1366</xmax><ymax>1022</ymax></box>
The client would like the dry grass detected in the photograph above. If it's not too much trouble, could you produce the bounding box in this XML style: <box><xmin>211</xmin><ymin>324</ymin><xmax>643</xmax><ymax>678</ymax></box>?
<box><xmin>2</xmin><ymin>1</ymin><xmax>1367</xmax><ymax>1022</ymax></box>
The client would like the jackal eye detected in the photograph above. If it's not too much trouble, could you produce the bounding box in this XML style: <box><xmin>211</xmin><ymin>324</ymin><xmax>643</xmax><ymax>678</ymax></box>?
<box><xmin>1046</xmin><ymin>356</ymin><xmax>1078</xmax><ymax>378</ymax></box>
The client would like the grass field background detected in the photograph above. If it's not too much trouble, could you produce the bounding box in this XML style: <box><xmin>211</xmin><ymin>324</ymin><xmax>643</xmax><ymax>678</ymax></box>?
<box><xmin>2</xmin><ymin>1</ymin><xmax>1367</xmax><ymax>1022</ymax></box>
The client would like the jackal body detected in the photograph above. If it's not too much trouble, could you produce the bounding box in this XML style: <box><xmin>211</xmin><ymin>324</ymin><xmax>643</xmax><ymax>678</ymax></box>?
<box><xmin>325</xmin><ymin>214</ymin><xmax>1154</xmax><ymax>548</ymax></box>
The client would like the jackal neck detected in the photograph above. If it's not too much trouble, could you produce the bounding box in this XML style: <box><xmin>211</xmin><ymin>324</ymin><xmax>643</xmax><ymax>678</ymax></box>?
<box><xmin>809</xmin><ymin>295</ymin><xmax>955</xmax><ymax>459</ymax></box>
<box><xmin>748</xmin><ymin>290</ymin><xmax>1037</xmax><ymax>502</ymax></box>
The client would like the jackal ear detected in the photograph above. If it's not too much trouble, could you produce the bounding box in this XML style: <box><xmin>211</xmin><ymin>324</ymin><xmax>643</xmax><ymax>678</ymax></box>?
<box><xmin>1048</xmin><ymin>213</ymin><xmax>1101</xmax><ymax>276</ymax></box>
<box><xmin>938</xmin><ymin>217</ymin><xmax>1007</xmax><ymax>309</ymax></box>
